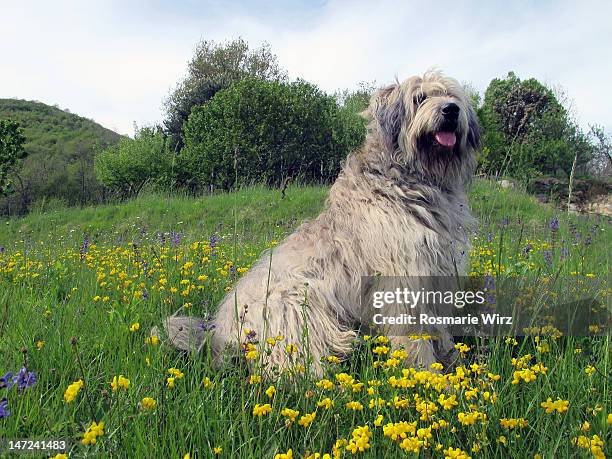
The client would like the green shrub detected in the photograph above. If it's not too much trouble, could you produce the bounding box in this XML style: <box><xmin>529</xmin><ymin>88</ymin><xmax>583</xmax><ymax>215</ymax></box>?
<box><xmin>180</xmin><ymin>79</ymin><xmax>365</xmax><ymax>191</ymax></box>
<box><xmin>163</xmin><ymin>38</ymin><xmax>287</xmax><ymax>148</ymax></box>
<box><xmin>95</xmin><ymin>127</ymin><xmax>174</xmax><ymax>197</ymax></box>
<box><xmin>477</xmin><ymin>72</ymin><xmax>593</xmax><ymax>181</ymax></box>
<box><xmin>0</xmin><ymin>119</ymin><xmax>26</xmax><ymax>194</ymax></box>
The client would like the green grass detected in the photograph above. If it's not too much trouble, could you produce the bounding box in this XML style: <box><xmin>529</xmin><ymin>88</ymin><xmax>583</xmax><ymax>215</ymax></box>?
<box><xmin>0</xmin><ymin>185</ymin><xmax>328</xmax><ymax>247</ymax></box>
<box><xmin>0</xmin><ymin>180</ymin><xmax>610</xmax><ymax>458</ymax></box>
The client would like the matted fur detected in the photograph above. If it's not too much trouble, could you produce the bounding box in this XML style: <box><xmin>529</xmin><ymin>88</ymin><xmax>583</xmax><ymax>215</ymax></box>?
<box><xmin>155</xmin><ymin>70</ymin><xmax>480</xmax><ymax>374</ymax></box>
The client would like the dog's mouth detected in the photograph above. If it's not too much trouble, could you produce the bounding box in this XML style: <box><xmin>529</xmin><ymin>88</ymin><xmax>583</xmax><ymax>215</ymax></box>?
<box><xmin>432</xmin><ymin>119</ymin><xmax>459</xmax><ymax>149</ymax></box>
<box><xmin>433</xmin><ymin>131</ymin><xmax>457</xmax><ymax>149</ymax></box>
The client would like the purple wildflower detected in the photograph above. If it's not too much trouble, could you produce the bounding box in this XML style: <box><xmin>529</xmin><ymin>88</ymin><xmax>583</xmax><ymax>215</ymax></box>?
<box><xmin>569</xmin><ymin>223</ymin><xmax>580</xmax><ymax>244</ymax></box>
<box><xmin>170</xmin><ymin>231</ymin><xmax>182</xmax><ymax>248</ymax></box>
<box><xmin>0</xmin><ymin>246</ymin><xmax>5</xmax><ymax>253</ymax></box>
<box><xmin>560</xmin><ymin>247</ymin><xmax>570</xmax><ymax>260</ymax></box>
<box><xmin>0</xmin><ymin>399</ymin><xmax>9</xmax><ymax>419</ymax></box>
<box><xmin>80</xmin><ymin>233</ymin><xmax>90</xmax><ymax>259</ymax></box>
<box><xmin>209</xmin><ymin>234</ymin><xmax>219</xmax><ymax>249</ymax></box>
<box><xmin>482</xmin><ymin>273</ymin><xmax>495</xmax><ymax>304</ymax></box>
<box><xmin>13</xmin><ymin>367</ymin><xmax>37</xmax><ymax>391</ymax></box>
<box><xmin>523</xmin><ymin>244</ymin><xmax>533</xmax><ymax>256</ymax></box>
<box><xmin>501</xmin><ymin>217</ymin><xmax>509</xmax><ymax>227</ymax></box>
<box><xmin>483</xmin><ymin>273</ymin><xmax>496</xmax><ymax>305</ymax></box>
<box><xmin>142</xmin><ymin>290</ymin><xmax>149</xmax><ymax>300</ymax></box>
<box><xmin>0</xmin><ymin>372</ymin><xmax>14</xmax><ymax>389</ymax></box>
<box><xmin>549</xmin><ymin>217</ymin><xmax>559</xmax><ymax>233</ymax></box>
<box><xmin>543</xmin><ymin>250</ymin><xmax>553</xmax><ymax>267</ymax></box>
<box><xmin>134</xmin><ymin>246</ymin><xmax>149</xmax><ymax>275</ymax></box>
<box><xmin>483</xmin><ymin>273</ymin><xmax>495</xmax><ymax>290</ymax></box>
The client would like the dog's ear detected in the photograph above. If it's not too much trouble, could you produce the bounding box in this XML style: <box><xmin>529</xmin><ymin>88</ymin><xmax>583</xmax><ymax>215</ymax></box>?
<box><xmin>466</xmin><ymin>106</ymin><xmax>481</xmax><ymax>150</ymax></box>
<box><xmin>368</xmin><ymin>84</ymin><xmax>405</xmax><ymax>152</ymax></box>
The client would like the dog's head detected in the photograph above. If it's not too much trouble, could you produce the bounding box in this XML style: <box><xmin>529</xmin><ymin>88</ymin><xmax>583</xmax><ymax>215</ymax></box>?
<box><xmin>365</xmin><ymin>70</ymin><xmax>480</xmax><ymax>187</ymax></box>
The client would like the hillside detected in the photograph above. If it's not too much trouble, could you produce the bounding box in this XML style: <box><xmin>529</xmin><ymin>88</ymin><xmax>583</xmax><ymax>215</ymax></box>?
<box><xmin>0</xmin><ymin>99</ymin><xmax>123</xmax><ymax>214</ymax></box>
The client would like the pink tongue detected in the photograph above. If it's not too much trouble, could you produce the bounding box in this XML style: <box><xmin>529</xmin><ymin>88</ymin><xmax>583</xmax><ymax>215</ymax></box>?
<box><xmin>435</xmin><ymin>132</ymin><xmax>456</xmax><ymax>148</ymax></box>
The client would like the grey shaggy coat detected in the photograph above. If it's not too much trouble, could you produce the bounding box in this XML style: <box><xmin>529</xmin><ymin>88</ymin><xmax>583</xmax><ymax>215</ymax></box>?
<box><xmin>156</xmin><ymin>70</ymin><xmax>480</xmax><ymax>374</ymax></box>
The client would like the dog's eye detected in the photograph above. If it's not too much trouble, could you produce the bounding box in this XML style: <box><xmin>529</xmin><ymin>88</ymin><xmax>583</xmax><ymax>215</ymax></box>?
<box><xmin>413</xmin><ymin>94</ymin><xmax>427</xmax><ymax>106</ymax></box>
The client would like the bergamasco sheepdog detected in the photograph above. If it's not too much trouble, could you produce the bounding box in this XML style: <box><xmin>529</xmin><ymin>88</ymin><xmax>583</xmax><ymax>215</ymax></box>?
<box><xmin>154</xmin><ymin>70</ymin><xmax>480</xmax><ymax>375</ymax></box>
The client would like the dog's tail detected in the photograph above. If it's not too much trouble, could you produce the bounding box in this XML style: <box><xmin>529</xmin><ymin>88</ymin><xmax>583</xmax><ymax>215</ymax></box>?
<box><xmin>150</xmin><ymin>314</ymin><xmax>214</xmax><ymax>353</ymax></box>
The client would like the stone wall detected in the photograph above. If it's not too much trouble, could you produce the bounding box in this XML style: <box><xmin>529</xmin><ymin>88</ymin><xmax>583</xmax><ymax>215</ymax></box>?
<box><xmin>527</xmin><ymin>177</ymin><xmax>612</xmax><ymax>216</ymax></box>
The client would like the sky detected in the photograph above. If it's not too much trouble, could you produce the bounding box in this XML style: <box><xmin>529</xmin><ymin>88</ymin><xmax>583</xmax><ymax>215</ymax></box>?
<box><xmin>1</xmin><ymin>0</ymin><xmax>610</xmax><ymax>137</ymax></box>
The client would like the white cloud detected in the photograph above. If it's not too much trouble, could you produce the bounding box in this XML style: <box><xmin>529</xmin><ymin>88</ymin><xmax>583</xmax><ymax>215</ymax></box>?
<box><xmin>272</xmin><ymin>0</ymin><xmax>612</xmax><ymax>133</ymax></box>
<box><xmin>0</xmin><ymin>0</ymin><xmax>609</xmax><ymax>136</ymax></box>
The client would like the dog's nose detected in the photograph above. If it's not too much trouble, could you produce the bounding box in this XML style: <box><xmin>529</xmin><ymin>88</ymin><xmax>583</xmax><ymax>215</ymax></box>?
<box><xmin>441</xmin><ymin>103</ymin><xmax>459</xmax><ymax>119</ymax></box>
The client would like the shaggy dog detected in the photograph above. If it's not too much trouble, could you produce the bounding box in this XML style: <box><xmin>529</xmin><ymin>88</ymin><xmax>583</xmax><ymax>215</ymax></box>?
<box><xmin>155</xmin><ymin>70</ymin><xmax>480</xmax><ymax>374</ymax></box>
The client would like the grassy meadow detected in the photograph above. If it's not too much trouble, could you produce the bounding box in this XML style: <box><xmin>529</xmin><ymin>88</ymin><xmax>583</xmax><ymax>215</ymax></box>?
<box><xmin>0</xmin><ymin>179</ymin><xmax>610</xmax><ymax>458</ymax></box>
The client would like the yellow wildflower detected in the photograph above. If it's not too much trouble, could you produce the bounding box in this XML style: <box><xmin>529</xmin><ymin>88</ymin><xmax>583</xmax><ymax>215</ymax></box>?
<box><xmin>372</xmin><ymin>345</ymin><xmax>390</xmax><ymax>355</ymax></box>
<box><xmin>454</xmin><ymin>342</ymin><xmax>471</xmax><ymax>355</ymax></box>
<box><xmin>64</xmin><ymin>379</ymin><xmax>84</xmax><ymax>403</ymax></box>
<box><xmin>265</xmin><ymin>385</ymin><xmax>276</xmax><ymax>398</ymax></box>
<box><xmin>280</xmin><ymin>408</ymin><xmax>300</xmax><ymax>422</ymax></box>
<box><xmin>443</xmin><ymin>447</ymin><xmax>471</xmax><ymax>459</ymax></box>
<box><xmin>285</xmin><ymin>344</ymin><xmax>298</xmax><ymax>354</ymax></box>
<box><xmin>438</xmin><ymin>394</ymin><xmax>458</xmax><ymax>410</ymax></box>
<box><xmin>458</xmin><ymin>411</ymin><xmax>487</xmax><ymax>425</ymax></box>
<box><xmin>585</xmin><ymin>365</ymin><xmax>596</xmax><ymax>376</ymax></box>
<box><xmin>141</xmin><ymin>397</ymin><xmax>157</xmax><ymax>410</ymax></box>
<box><xmin>111</xmin><ymin>375</ymin><xmax>130</xmax><ymax>391</ymax></box>
<box><xmin>500</xmin><ymin>418</ymin><xmax>528</xmax><ymax>429</ymax></box>
<box><xmin>317</xmin><ymin>398</ymin><xmax>334</xmax><ymax>409</ymax></box>
<box><xmin>540</xmin><ymin>397</ymin><xmax>569</xmax><ymax>414</ymax></box>
<box><xmin>346</xmin><ymin>401</ymin><xmax>364</xmax><ymax>411</ymax></box>
<box><xmin>316</xmin><ymin>379</ymin><xmax>334</xmax><ymax>390</ymax></box>
<box><xmin>298</xmin><ymin>412</ymin><xmax>316</xmax><ymax>427</ymax></box>
<box><xmin>81</xmin><ymin>421</ymin><xmax>105</xmax><ymax>445</ymax></box>
<box><xmin>167</xmin><ymin>368</ymin><xmax>184</xmax><ymax>379</ymax></box>
<box><xmin>345</xmin><ymin>425</ymin><xmax>372</xmax><ymax>453</ymax></box>
<box><xmin>274</xmin><ymin>449</ymin><xmax>293</xmax><ymax>459</ymax></box>
<box><xmin>252</xmin><ymin>403</ymin><xmax>272</xmax><ymax>417</ymax></box>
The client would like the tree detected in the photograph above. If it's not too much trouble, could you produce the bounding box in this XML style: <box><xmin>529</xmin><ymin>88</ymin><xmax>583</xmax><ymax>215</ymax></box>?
<box><xmin>588</xmin><ymin>125</ymin><xmax>612</xmax><ymax>178</ymax></box>
<box><xmin>94</xmin><ymin>126</ymin><xmax>173</xmax><ymax>197</ymax></box>
<box><xmin>180</xmin><ymin>79</ymin><xmax>364</xmax><ymax>191</ymax></box>
<box><xmin>335</xmin><ymin>81</ymin><xmax>376</xmax><ymax>116</ymax></box>
<box><xmin>0</xmin><ymin>119</ymin><xmax>26</xmax><ymax>195</ymax></box>
<box><xmin>478</xmin><ymin>72</ymin><xmax>593</xmax><ymax>180</ymax></box>
<box><xmin>163</xmin><ymin>38</ymin><xmax>287</xmax><ymax>148</ymax></box>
